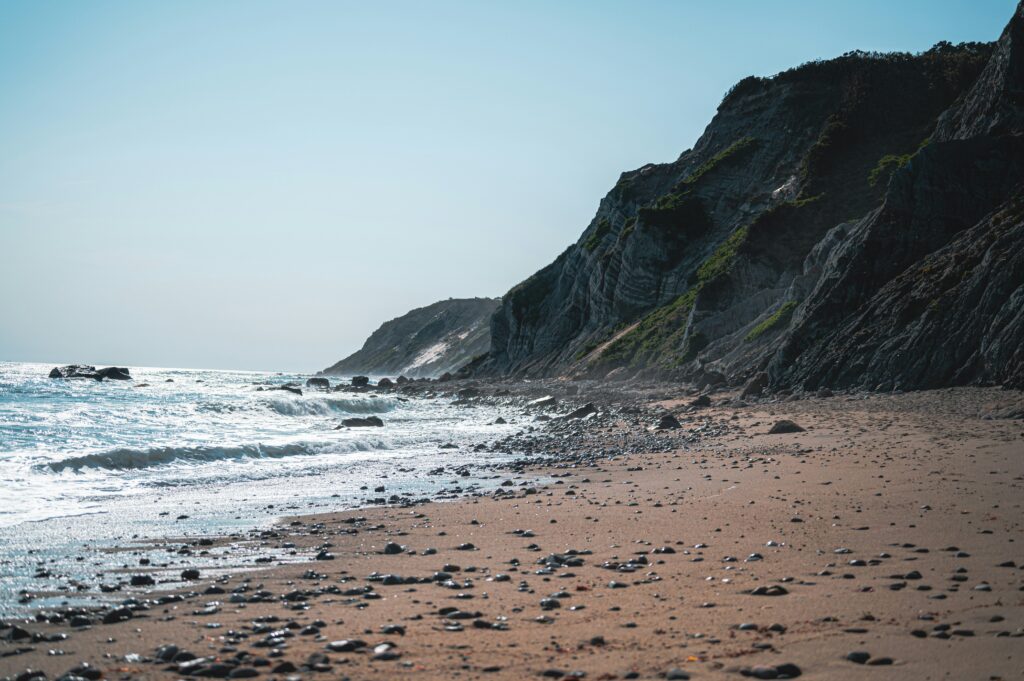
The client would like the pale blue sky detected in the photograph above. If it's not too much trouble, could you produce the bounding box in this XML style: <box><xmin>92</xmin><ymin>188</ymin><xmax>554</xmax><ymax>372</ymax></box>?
<box><xmin>0</xmin><ymin>1</ymin><xmax>1013</xmax><ymax>371</ymax></box>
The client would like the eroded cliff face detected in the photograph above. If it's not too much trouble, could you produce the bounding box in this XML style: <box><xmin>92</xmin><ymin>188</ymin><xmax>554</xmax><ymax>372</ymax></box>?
<box><xmin>478</xmin><ymin>3</ymin><xmax>1024</xmax><ymax>391</ymax></box>
<box><xmin>322</xmin><ymin>298</ymin><xmax>499</xmax><ymax>379</ymax></box>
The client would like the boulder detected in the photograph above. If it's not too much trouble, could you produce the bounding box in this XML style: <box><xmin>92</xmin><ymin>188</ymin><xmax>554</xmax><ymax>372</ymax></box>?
<box><xmin>396</xmin><ymin>375</ymin><xmax>409</xmax><ymax>385</ymax></box>
<box><xmin>691</xmin><ymin>394</ymin><xmax>712</xmax><ymax>408</ymax></box>
<box><xmin>96</xmin><ymin>367</ymin><xmax>132</xmax><ymax>380</ymax></box>
<box><xmin>656</xmin><ymin>414</ymin><xmax>682</xmax><ymax>430</ymax></box>
<box><xmin>49</xmin><ymin>365</ymin><xmax>102</xmax><ymax>380</ymax></box>
<box><xmin>377</xmin><ymin>377</ymin><xmax>394</xmax><ymax>389</ymax></box>
<box><xmin>561</xmin><ymin>403</ymin><xmax>597</xmax><ymax>420</ymax></box>
<box><xmin>305</xmin><ymin>377</ymin><xmax>330</xmax><ymax>390</ymax></box>
<box><xmin>527</xmin><ymin>395</ymin><xmax>557</xmax><ymax>409</ymax></box>
<box><xmin>741</xmin><ymin>372</ymin><xmax>769</xmax><ymax>399</ymax></box>
<box><xmin>351</xmin><ymin>376</ymin><xmax>370</xmax><ymax>387</ymax></box>
<box><xmin>339</xmin><ymin>416</ymin><xmax>384</xmax><ymax>428</ymax></box>
<box><xmin>768</xmin><ymin>419</ymin><xmax>805</xmax><ymax>434</ymax></box>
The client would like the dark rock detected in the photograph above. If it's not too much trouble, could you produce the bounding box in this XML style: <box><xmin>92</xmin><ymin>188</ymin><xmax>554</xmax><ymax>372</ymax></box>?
<box><xmin>101</xmin><ymin>607</ymin><xmax>132</xmax><ymax>624</ymax></box>
<box><xmin>768</xmin><ymin>420</ymin><xmax>805</xmax><ymax>434</ymax></box>
<box><xmin>305</xmin><ymin>377</ymin><xmax>330</xmax><ymax>390</ymax></box>
<box><xmin>742</xmin><ymin>373</ymin><xmax>770</xmax><ymax>399</ymax></box>
<box><xmin>339</xmin><ymin>416</ymin><xmax>384</xmax><ymax>428</ymax></box>
<box><xmin>95</xmin><ymin>367</ymin><xmax>131</xmax><ymax>380</ymax></box>
<box><xmin>561</xmin><ymin>403</ymin><xmax>597</xmax><ymax>420</ymax></box>
<box><xmin>351</xmin><ymin>375</ymin><xmax>370</xmax><ymax>387</ymax></box>
<box><xmin>48</xmin><ymin>365</ymin><xmax>121</xmax><ymax>381</ymax></box>
<box><xmin>181</xmin><ymin>568</ymin><xmax>201</xmax><ymax>580</ymax></box>
<box><xmin>656</xmin><ymin>414</ymin><xmax>681</xmax><ymax>430</ymax></box>
<box><xmin>845</xmin><ymin>651</ymin><xmax>871</xmax><ymax>664</ymax></box>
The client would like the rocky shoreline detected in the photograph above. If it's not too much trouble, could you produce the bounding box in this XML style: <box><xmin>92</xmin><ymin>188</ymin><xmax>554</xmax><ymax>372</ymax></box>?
<box><xmin>2</xmin><ymin>383</ymin><xmax>1022</xmax><ymax>680</ymax></box>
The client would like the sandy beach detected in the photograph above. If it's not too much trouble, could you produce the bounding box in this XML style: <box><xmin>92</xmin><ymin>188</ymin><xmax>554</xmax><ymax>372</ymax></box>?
<box><xmin>1</xmin><ymin>386</ymin><xmax>1021</xmax><ymax>680</ymax></box>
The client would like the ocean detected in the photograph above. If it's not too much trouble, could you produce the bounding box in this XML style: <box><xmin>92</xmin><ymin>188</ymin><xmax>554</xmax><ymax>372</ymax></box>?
<box><xmin>0</xmin><ymin>361</ymin><xmax>517</xmax><ymax>614</ymax></box>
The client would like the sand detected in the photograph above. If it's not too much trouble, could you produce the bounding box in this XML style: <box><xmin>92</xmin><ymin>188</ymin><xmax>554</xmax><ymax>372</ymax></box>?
<box><xmin>2</xmin><ymin>387</ymin><xmax>1022</xmax><ymax>680</ymax></box>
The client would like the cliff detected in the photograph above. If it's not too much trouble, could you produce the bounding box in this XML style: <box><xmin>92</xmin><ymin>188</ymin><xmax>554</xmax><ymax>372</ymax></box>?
<box><xmin>476</xmin><ymin>2</ymin><xmax>1024</xmax><ymax>392</ymax></box>
<box><xmin>322</xmin><ymin>298</ymin><xmax>500</xmax><ymax>378</ymax></box>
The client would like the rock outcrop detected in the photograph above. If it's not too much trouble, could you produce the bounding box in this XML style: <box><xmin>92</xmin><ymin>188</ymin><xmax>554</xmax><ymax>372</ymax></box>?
<box><xmin>322</xmin><ymin>298</ymin><xmax>500</xmax><ymax>379</ymax></box>
<box><xmin>474</xmin><ymin>3</ymin><xmax>1024</xmax><ymax>392</ymax></box>
<box><xmin>49</xmin><ymin>365</ymin><xmax>132</xmax><ymax>381</ymax></box>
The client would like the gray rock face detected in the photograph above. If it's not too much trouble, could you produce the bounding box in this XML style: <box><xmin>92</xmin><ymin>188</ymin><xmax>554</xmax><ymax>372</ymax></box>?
<box><xmin>474</xmin><ymin>5</ymin><xmax>1024</xmax><ymax>392</ymax></box>
<box><xmin>322</xmin><ymin>298</ymin><xmax>500</xmax><ymax>379</ymax></box>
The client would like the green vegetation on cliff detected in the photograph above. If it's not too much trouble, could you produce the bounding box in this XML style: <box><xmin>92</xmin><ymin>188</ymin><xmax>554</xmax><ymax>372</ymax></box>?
<box><xmin>745</xmin><ymin>301</ymin><xmax>798</xmax><ymax>341</ymax></box>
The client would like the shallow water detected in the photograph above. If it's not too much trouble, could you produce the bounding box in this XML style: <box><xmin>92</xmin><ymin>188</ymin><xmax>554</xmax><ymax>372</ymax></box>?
<box><xmin>0</xmin><ymin>361</ymin><xmax>518</xmax><ymax>614</ymax></box>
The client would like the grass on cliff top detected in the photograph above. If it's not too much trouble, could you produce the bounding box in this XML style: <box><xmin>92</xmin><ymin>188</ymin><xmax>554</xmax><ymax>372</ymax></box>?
<box><xmin>745</xmin><ymin>300</ymin><xmax>798</xmax><ymax>342</ymax></box>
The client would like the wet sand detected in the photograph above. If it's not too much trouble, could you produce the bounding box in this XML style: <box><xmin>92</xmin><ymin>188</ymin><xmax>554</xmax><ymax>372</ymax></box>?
<box><xmin>2</xmin><ymin>387</ymin><xmax>1022</xmax><ymax>680</ymax></box>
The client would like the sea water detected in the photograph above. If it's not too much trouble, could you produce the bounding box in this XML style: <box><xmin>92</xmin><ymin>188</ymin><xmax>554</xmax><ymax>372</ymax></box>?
<box><xmin>0</xmin><ymin>361</ymin><xmax>518</xmax><ymax>614</ymax></box>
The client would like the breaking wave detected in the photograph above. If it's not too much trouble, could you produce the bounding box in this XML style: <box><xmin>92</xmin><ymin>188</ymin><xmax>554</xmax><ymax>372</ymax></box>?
<box><xmin>45</xmin><ymin>439</ymin><xmax>388</xmax><ymax>472</ymax></box>
<box><xmin>262</xmin><ymin>395</ymin><xmax>397</xmax><ymax>416</ymax></box>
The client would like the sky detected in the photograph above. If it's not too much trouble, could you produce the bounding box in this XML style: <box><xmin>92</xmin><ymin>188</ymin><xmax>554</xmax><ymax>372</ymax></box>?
<box><xmin>0</xmin><ymin>0</ymin><xmax>1015</xmax><ymax>372</ymax></box>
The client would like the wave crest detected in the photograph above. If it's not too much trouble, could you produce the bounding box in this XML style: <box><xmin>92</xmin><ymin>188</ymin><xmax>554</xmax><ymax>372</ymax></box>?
<box><xmin>262</xmin><ymin>395</ymin><xmax>397</xmax><ymax>416</ymax></box>
<box><xmin>45</xmin><ymin>439</ymin><xmax>387</xmax><ymax>472</ymax></box>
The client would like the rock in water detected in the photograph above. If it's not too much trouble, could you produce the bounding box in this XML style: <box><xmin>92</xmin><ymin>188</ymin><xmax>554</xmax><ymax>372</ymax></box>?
<box><xmin>96</xmin><ymin>367</ymin><xmax>131</xmax><ymax>380</ymax></box>
<box><xmin>305</xmin><ymin>377</ymin><xmax>330</xmax><ymax>390</ymax></box>
<box><xmin>49</xmin><ymin>365</ymin><xmax>131</xmax><ymax>380</ymax></box>
<box><xmin>768</xmin><ymin>420</ymin><xmax>805</xmax><ymax>434</ymax></box>
<box><xmin>339</xmin><ymin>416</ymin><xmax>384</xmax><ymax>428</ymax></box>
<box><xmin>351</xmin><ymin>375</ymin><xmax>370</xmax><ymax>387</ymax></box>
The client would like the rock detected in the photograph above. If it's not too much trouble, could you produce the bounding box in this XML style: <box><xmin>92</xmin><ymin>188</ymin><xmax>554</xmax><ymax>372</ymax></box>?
<box><xmin>768</xmin><ymin>420</ymin><xmax>805</xmax><ymax>434</ymax></box>
<box><xmin>339</xmin><ymin>416</ymin><xmax>384</xmax><ymax>428</ymax></box>
<box><xmin>305</xmin><ymin>377</ymin><xmax>330</xmax><ymax>390</ymax></box>
<box><xmin>494</xmin><ymin>417</ymin><xmax>507</xmax><ymax>424</ymax></box>
<box><xmin>749</xmin><ymin>585</ymin><xmax>788</xmax><ymax>596</ymax></box>
<box><xmin>48</xmin><ymin>365</ymin><xmax>128</xmax><ymax>381</ymax></box>
<box><xmin>181</xmin><ymin>568</ymin><xmax>200</xmax><ymax>580</ymax></box>
<box><xmin>101</xmin><ymin>607</ymin><xmax>132</xmax><ymax>624</ymax></box>
<box><xmin>561</xmin><ymin>403</ymin><xmax>597</xmax><ymax>420</ymax></box>
<box><xmin>666</xmin><ymin>669</ymin><xmax>690</xmax><ymax>680</ymax></box>
<box><xmin>691</xmin><ymin>394</ymin><xmax>711</xmax><ymax>408</ymax></box>
<box><xmin>377</xmin><ymin>377</ymin><xmax>394</xmax><ymax>389</ymax></box>
<box><xmin>845</xmin><ymin>651</ymin><xmax>871</xmax><ymax>664</ymax></box>
<box><xmin>351</xmin><ymin>375</ymin><xmax>370</xmax><ymax>387</ymax></box>
<box><xmin>656</xmin><ymin>414</ymin><xmax>681</xmax><ymax>430</ymax></box>
<box><xmin>383</xmin><ymin>542</ymin><xmax>405</xmax><ymax>555</ymax></box>
<box><xmin>528</xmin><ymin>395</ymin><xmax>557</xmax><ymax>409</ymax></box>
<box><xmin>130</xmin><ymin>575</ymin><xmax>155</xmax><ymax>586</ymax></box>
<box><xmin>96</xmin><ymin>366</ymin><xmax>131</xmax><ymax>380</ymax></box>
<box><xmin>326</xmin><ymin>639</ymin><xmax>367</xmax><ymax>652</ymax></box>
<box><xmin>741</xmin><ymin>373</ymin><xmax>769</xmax><ymax>398</ymax></box>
